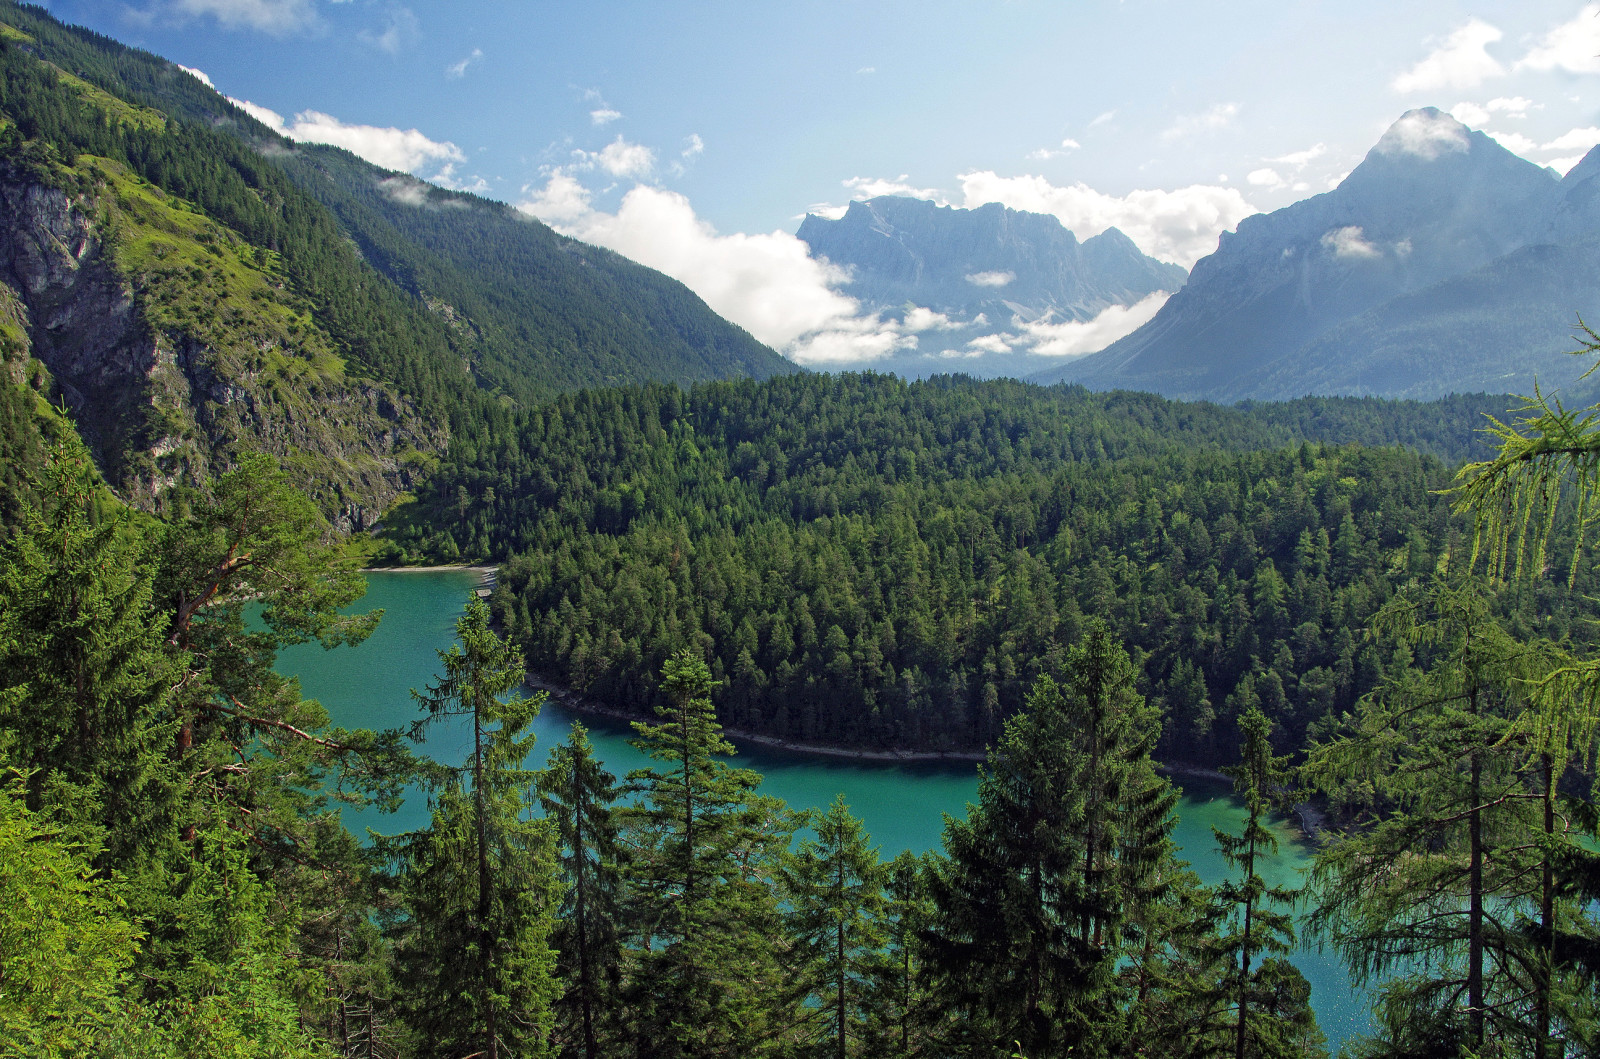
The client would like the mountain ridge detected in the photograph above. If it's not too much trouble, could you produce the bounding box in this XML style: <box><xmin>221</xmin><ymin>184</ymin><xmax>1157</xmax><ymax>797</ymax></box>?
<box><xmin>1032</xmin><ymin>108</ymin><xmax>1600</xmax><ymax>401</ymax></box>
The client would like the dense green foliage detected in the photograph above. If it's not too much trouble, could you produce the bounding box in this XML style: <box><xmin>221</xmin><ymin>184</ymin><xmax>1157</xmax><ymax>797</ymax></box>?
<box><xmin>386</xmin><ymin>373</ymin><xmax>1553</xmax><ymax>760</ymax></box>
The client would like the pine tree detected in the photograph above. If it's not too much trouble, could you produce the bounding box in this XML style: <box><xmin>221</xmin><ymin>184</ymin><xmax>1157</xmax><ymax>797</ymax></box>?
<box><xmin>621</xmin><ymin>648</ymin><xmax>795</xmax><ymax>1058</ymax></box>
<box><xmin>538</xmin><ymin>722</ymin><xmax>626</xmax><ymax>1059</ymax></box>
<box><xmin>392</xmin><ymin>597</ymin><xmax>559</xmax><ymax>1059</ymax></box>
<box><xmin>783</xmin><ymin>794</ymin><xmax>886</xmax><ymax>1059</ymax></box>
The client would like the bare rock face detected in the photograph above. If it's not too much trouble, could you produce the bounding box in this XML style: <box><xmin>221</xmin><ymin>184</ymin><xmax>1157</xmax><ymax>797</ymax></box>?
<box><xmin>0</xmin><ymin>165</ymin><xmax>444</xmax><ymax>528</ymax></box>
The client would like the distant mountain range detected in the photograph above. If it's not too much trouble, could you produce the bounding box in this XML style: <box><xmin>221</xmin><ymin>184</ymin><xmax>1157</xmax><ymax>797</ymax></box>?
<box><xmin>1033</xmin><ymin>109</ymin><xmax>1600</xmax><ymax>401</ymax></box>
<box><xmin>797</xmin><ymin>197</ymin><xmax>1186</xmax><ymax>379</ymax></box>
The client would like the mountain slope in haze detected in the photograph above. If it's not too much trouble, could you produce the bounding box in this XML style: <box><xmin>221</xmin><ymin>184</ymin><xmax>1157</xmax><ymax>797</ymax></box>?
<box><xmin>797</xmin><ymin>196</ymin><xmax>1186</xmax><ymax>379</ymax></box>
<box><xmin>0</xmin><ymin>1</ymin><xmax>795</xmax><ymax>520</ymax></box>
<box><xmin>1034</xmin><ymin>109</ymin><xmax>1597</xmax><ymax>401</ymax></box>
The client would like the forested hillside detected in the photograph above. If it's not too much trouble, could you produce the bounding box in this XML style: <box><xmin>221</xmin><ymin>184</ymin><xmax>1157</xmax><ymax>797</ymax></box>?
<box><xmin>0</xmin><ymin>1</ymin><xmax>792</xmax><ymax>521</ymax></box>
<box><xmin>375</xmin><ymin>373</ymin><xmax>1555</xmax><ymax>761</ymax></box>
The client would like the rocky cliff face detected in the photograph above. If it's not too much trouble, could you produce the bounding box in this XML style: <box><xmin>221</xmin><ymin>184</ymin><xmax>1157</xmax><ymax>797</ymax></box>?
<box><xmin>0</xmin><ymin>161</ymin><xmax>443</xmax><ymax>529</ymax></box>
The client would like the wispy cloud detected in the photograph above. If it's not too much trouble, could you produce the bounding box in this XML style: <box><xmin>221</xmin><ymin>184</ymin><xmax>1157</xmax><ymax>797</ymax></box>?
<box><xmin>1517</xmin><ymin>4</ymin><xmax>1600</xmax><ymax>75</ymax></box>
<box><xmin>956</xmin><ymin>170</ymin><xmax>1256</xmax><ymax>268</ymax></box>
<box><xmin>229</xmin><ymin>98</ymin><xmax>465</xmax><ymax>174</ymax></box>
<box><xmin>359</xmin><ymin>6</ymin><xmax>418</xmax><ymax>55</ymax></box>
<box><xmin>164</xmin><ymin>0</ymin><xmax>317</xmax><ymax>34</ymax></box>
<box><xmin>446</xmin><ymin>48</ymin><xmax>482</xmax><ymax>79</ymax></box>
<box><xmin>1161</xmin><ymin>103</ymin><xmax>1239</xmax><ymax>141</ymax></box>
<box><xmin>1392</xmin><ymin>18</ymin><xmax>1505</xmax><ymax>93</ymax></box>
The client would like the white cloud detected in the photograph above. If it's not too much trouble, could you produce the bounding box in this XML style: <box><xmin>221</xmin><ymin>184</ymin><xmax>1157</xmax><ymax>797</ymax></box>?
<box><xmin>446</xmin><ymin>48</ymin><xmax>482</xmax><ymax>79</ymax></box>
<box><xmin>1487</xmin><ymin>130</ymin><xmax>1538</xmax><ymax>156</ymax></box>
<box><xmin>1453</xmin><ymin>95</ymin><xmax>1539</xmax><ymax>128</ymax></box>
<box><xmin>1487</xmin><ymin>96</ymin><xmax>1536</xmax><ymax>118</ymax></box>
<box><xmin>520</xmin><ymin>171</ymin><xmax>593</xmax><ymax>225</ymax></box>
<box><xmin>965</xmin><ymin>270</ymin><xmax>1015</xmax><ymax>288</ymax></box>
<box><xmin>518</xmin><ymin>179</ymin><xmax>916</xmax><ymax>366</ymax></box>
<box><xmin>1375</xmin><ymin>108</ymin><xmax>1470</xmax><ymax>160</ymax></box>
<box><xmin>1542</xmin><ymin>126</ymin><xmax>1600</xmax><ymax>152</ymax></box>
<box><xmin>901</xmin><ymin>307</ymin><xmax>958</xmax><ymax>332</ymax></box>
<box><xmin>966</xmin><ymin>333</ymin><xmax>1014</xmax><ymax>354</ymax></box>
<box><xmin>1089</xmin><ymin>110</ymin><xmax>1116</xmax><ymax>128</ymax></box>
<box><xmin>590</xmin><ymin>107</ymin><xmax>622</xmax><ymax>126</ymax></box>
<box><xmin>1547</xmin><ymin>155</ymin><xmax>1588</xmax><ymax>175</ymax></box>
<box><xmin>1161</xmin><ymin>103</ymin><xmax>1239</xmax><ymax>141</ymax></box>
<box><xmin>230</xmin><ymin>100</ymin><xmax>465</xmax><ymax>173</ymax></box>
<box><xmin>168</xmin><ymin>0</ymin><xmax>316</xmax><ymax>33</ymax></box>
<box><xmin>1517</xmin><ymin>5</ymin><xmax>1600</xmax><ymax>74</ymax></box>
<box><xmin>575</xmin><ymin>136</ymin><xmax>655</xmax><ymax>179</ymax></box>
<box><xmin>1247</xmin><ymin>167</ymin><xmax>1284</xmax><ymax>188</ymax></box>
<box><xmin>228</xmin><ymin>96</ymin><xmax>285</xmax><ymax>129</ymax></box>
<box><xmin>177</xmin><ymin>63</ymin><xmax>213</xmax><ymax>88</ymax></box>
<box><xmin>1321</xmin><ymin>226</ymin><xmax>1382</xmax><ymax>260</ymax></box>
<box><xmin>857</xmin><ymin>66</ymin><xmax>876</xmax><ymax>75</ymax></box>
<box><xmin>955</xmin><ymin>171</ymin><xmax>1256</xmax><ymax>268</ymax></box>
<box><xmin>1393</xmin><ymin>18</ymin><xmax>1505</xmax><ymax>93</ymax></box>
<box><xmin>841</xmin><ymin>174</ymin><xmax>944</xmax><ymax>201</ymax></box>
<box><xmin>682</xmin><ymin>134</ymin><xmax>704</xmax><ymax>159</ymax></box>
<box><xmin>1272</xmin><ymin>143</ymin><xmax>1326</xmax><ymax>168</ymax></box>
<box><xmin>1450</xmin><ymin>101</ymin><xmax>1491</xmax><ymax>126</ymax></box>
<box><xmin>1027</xmin><ymin>138</ymin><xmax>1082</xmax><ymax>161</ymax></box>
<box><xmin>1019</xmin><ymin>292</ymin><xmax>1170</xmax><ymax>357</ymax></box>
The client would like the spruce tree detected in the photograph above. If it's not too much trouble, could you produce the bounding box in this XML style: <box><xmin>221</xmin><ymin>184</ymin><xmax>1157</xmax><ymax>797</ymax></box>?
<box><xmin>1207</xmin><ymin>706</ymin><xmax>1322</xmax><ymax>1059</ymax></box>
<box><xmin>538</xmin><ymin>722</ymin><xmax>626</xmax><ymax>1059</ymax></box>
<box><xmin>783</xmin><ymin>794</ymin><xmax>887</xmax><ymax>1059</ymax></box>
<box><xmin>392</xmin><ymin>598</ymin><xmax>559</xmax><ymax>1059</ymax></box>
<box><xmin>0</xmin><ymin>442</ymin><xmax>180</xmax><ymax>871</ymax></box>
<box><xmin>922</xmin><ymin>622</ymin><xmax>1179</xmax><ymax>1058</ymax></box>
<box><xmin>621</xmin><ymin>648</ymin><xmax>795</xmax><ymax>1058</ymax></box>
<box><xmin>860</xmin><ymin>851</ymin><xmax>936</xmax><ymax>1059</ymax></box>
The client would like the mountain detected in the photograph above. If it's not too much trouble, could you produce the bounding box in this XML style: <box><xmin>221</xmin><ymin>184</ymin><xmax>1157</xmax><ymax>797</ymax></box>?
<box><xmin>0</xmin><ymin>2</ymin><xmax>794</xmax><ymax>523</ymax></box>
<box><xmin>796</xmin><ymin>196</ymin><xmax>1187</xmax><ymax>378</ymax></box>
<box><xmin>1033</xmin><ymin>109</ymin><xmax>1600</xmax><ymax>401</ymax></box>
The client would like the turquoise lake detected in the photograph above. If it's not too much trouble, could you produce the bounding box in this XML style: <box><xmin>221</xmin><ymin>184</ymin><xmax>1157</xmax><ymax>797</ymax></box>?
<box><xmin>276</xmin><ymin>569</ymin><xmax>1368</xmax><ymax>1048</ymax></box>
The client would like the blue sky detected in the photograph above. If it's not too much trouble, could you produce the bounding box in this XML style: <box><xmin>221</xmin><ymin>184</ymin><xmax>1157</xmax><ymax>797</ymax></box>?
<box><xmin>32</xmin><ymin>0</ymin><xmax>1600</xmax><ymax>367</ymax></box>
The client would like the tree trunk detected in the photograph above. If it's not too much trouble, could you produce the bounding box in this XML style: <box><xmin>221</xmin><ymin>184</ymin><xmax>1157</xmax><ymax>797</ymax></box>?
<box><xmin>473</xmin><ymin>682</ymin><xmax>498</xmax><ymax>1059</ymax></box>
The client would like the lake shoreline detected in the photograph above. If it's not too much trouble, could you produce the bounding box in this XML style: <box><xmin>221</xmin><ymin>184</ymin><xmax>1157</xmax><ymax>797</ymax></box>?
<box><xmin>521</xmin><ymin>671</ymin><xmax>1336</xmax><ymax>840</ymax></box>
<box><xmin>362</xmin><ymin>564</ymin><xmax>498</xmax><ymax>576</ymax></box>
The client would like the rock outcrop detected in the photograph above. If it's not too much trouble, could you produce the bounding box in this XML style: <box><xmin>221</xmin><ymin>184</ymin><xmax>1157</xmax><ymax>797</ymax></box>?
<box><xmin>0</xmin><ymin>160</ymin><xmax>443</xmax><ymax>528</ymax></box>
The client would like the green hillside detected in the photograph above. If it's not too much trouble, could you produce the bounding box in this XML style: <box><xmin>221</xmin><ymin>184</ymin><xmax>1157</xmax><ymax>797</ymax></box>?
<box><xmin>0</xmin><ymin>0</ymin><xmax>793</xmax><ymax>520</ymax></box>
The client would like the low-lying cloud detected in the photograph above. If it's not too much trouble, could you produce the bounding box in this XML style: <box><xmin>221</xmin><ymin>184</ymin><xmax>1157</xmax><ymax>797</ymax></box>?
<box><xmin>1018</xmin><ymin>293</ymin><xmax>1170</xmax><ymax>357</ymax></box>
<box><xmin>955</xmin><ymin>171</ymin><xmax>1257</xmax><ymax>268</ymax></box>
<box><xmin>228</xmin><ymin>97</ymin><xmax>467</xmax><ymax>177</ymax></box>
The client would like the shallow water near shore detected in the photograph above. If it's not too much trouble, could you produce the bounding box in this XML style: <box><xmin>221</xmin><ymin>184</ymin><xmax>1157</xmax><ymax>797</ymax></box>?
<box><xmin>277</xmin><ymin>570</ymin><xmax>1369</xmax><ymax>1048</ymax></box>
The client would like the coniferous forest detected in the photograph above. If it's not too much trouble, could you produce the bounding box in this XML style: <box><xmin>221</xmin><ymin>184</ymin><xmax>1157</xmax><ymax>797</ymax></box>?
<box><xmin>0</xmin><ymin>2</ymin><xmax>1597</xmax><ymax>1056</ymax></box>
